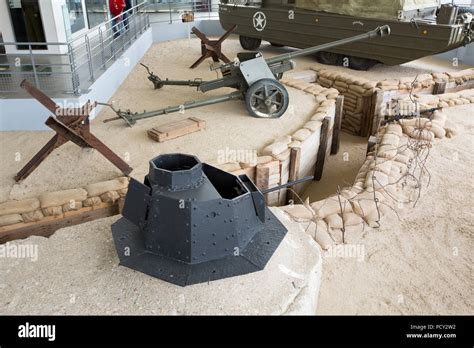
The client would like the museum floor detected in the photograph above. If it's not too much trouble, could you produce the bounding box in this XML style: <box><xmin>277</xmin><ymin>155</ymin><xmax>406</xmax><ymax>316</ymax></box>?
<box><xmin>1</xmin><ymin>37</ymin><xmax>472</xmax><ymax>314</ymax></box>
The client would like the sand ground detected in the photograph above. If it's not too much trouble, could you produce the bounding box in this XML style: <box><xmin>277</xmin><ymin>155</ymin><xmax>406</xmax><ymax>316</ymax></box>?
<box><xmin>307</xmin><ymin>105</ymin><xmax>474</xmax><ymax>314</ymax></box>
<box><xmin>0</xmin><ymin>37</ymin><xmax>473</xmax><ymax>314</ymax></box>
<box><xmin>0</xmin><ymin>38</ymin><xmax>318</xmax><ymax>202</ymax></box>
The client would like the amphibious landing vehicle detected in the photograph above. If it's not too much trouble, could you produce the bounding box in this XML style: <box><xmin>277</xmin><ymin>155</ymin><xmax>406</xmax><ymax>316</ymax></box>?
<box><xmin>219</xmin><ymin>0</ymin><xmax>473</xmax><ymax>69</ymax></box>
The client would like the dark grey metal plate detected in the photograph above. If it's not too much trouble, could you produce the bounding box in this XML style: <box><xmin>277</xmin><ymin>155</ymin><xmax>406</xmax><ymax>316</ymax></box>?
<box><xmin>111</xmin><ymin>207</ymin><xmax>287</xmax><ymax>286</ymax></box>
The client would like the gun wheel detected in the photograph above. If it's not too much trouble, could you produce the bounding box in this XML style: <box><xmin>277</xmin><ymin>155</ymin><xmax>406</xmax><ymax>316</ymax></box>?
<box><xmin>245</xmin><ymin>79</ymin><xmax>289</xmax><ymax>119</ymax></box>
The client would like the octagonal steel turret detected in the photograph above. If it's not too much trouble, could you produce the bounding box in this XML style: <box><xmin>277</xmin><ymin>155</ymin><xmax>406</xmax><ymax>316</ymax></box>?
<box><xmin>111</xmin><ymin>153</ymin><xmax>287</xmax><ymax>286</ymax></box>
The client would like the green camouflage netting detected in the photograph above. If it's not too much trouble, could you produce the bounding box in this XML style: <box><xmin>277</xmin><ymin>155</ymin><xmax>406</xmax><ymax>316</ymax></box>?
<box><xmin>294</xmin><ymin>0</ymin><xmax>441</xmax><ymax>20</ymax></box>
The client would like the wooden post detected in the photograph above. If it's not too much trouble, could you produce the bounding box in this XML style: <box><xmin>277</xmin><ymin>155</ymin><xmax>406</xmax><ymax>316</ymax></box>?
<box><xmin>433</xmin><ymin>81</ymin><xmax>447</xmax><ymax>95</ymax></box>
<box><xmin>287</xmin><ymin>147</ymin><xmax>301</xmax><ymax>204</ymax></box>
<box><xmin>369</xmin><ymin>90</ymin><xmax>385</xmax><ymax>136</ymax></box>
<box><xmin>314</xmin><ymin>117</ymin><xmax>330</xmax><ymax>181</ymax></box>
<box><xmin>331</xmin><ymin>95</ymin><xmax>344</xmax><ymax>155</ymax></box>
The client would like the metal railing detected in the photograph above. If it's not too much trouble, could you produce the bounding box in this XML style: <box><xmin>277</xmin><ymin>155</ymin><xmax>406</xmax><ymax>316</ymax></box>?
<box><xmin>0</xmin><ymin>2</ymin><xmax>150</xmax><ymax>96</ymax></box>
<box><xmin>146</xmin><ymin>0</ymin><xmax>219</xmax><ymax>24</ymax></box>
<box><xmin>0</xmin><ymin>0</ymin><xmax>222</xmax><ymax>96</ymax></box>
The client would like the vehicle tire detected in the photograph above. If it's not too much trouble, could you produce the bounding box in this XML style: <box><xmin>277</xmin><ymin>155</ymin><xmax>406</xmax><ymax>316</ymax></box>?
<box><xmin>270</xmin><ymin>42</ymin><xmax>284</xmax><ymax>47</ymax></box>
<box><xmin>245</xmin><ymin>78</ymin><xmax>289</xmax><ymax>118</ymax></box>
<box><xmin>239</xmin><ymin>36</ymin><xmax>262</xmax><ymax>50</ymax></box>
<box><xmin>315</xmin><ymin>51</ymin><xmax>342</xmax><ymax>66</ymax></box>
<box><xmin>348</xmin><ymin>56</ymin><xmax>379</xmax><ymax>71</ymax></box>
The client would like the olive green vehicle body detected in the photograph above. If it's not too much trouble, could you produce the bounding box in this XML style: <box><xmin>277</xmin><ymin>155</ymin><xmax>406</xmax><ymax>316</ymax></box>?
<box><xmin>219</xmin><ymin>3</ymin><xmax>472</xmax><ymax>65</ymax></box>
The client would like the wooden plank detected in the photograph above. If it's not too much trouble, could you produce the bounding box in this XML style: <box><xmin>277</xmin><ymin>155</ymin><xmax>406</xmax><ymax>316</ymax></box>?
<box><xmin>0</xmin><ymin>203</ymin><xmax>119</xmax><ymax>244</ymax></box>
<box><xmin>287</xmin><ymin>147</ymin><xmax>301</xmax><ymax>204</ymax></box>
<box><xmin>314</xmin><ymin>117</ymin><xmax>330</xmax><ymax>181</ymax></box>
<box><xmin>369</xmin><ymin>90</ymin><xmax>385</xmax><ymax>136</ymax></box>
<box><xmin>331</xmin><ymin>96</ymin><xmax>344</xmax><ymax>155</ymax></box>
<box><xmin>361</xmin><ymin>96</ymin><xmax>373</xmax><ymax>137</ymax></box>
<box><xmin>433</xmin><ymin>81</ymin><xmax>447</xmax><ymax>95</ymax></box>
<box><xmin>148</xmin><ymin>117</ymin><xmax>206</xmax><ymax>143</ymax></box>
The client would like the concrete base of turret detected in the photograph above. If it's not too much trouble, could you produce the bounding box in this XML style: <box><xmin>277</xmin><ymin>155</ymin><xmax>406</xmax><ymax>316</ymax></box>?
<box><xmin>0</xmin><ymin>208</ymin><xmax>322</xmax><ymax>315</ymax></box>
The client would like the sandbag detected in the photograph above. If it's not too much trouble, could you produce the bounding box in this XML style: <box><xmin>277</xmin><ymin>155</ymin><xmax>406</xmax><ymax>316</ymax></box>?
<box><xmin>0</xmin><ymin>213</ymin><xmax>23</xmax><ymax>227</ymax></box>
<box><xmin>304</xmin><ymin>120</ymin><xmax>323</xmax><ymax>132</ymax></box>
<box><xmin>100</xmin><ymin>191</ymin><xmax>120</xmax><ymax>204</ymax></box>
<box><xmin>22</xmin><ymin>209</ymin><xmax>44</xmax><ymax>223</ymax></box>
<box><xmin>274</xmin><ymin>148</ymin><xmax>291</xmax><ymax>161</ymax></box>
<box><xmin>42</xmin><ymin>206</ymin><xmax>63</xmax><ymax>217</ymax></box>
<box><xmin>351</xmin><ymin>191</ymin><xmax>384</xmax><ymax>216</ymax></box>
<box><xmin>314</xmin><ymin>220</ymin><xmax>334</xmax><ymax>250</ymax></box>
<box><xmin>369</xmin><ymin>159</ymin><xmax>392</xmax><ymax>176</ymax></box>
<box><xmin>84</xmin><ymin>177</ymin><xmax>129</xmax><ymax>197</ymax></box>
<box><xmin>261</xmin><ymin>142</ymin><xmax>288</xmax><ymax>156</ymax></box>
<box><xmin>429</xmin><ymin>123</ymin><xmax>446</xmax><ymax>139</ymax></box>
<box><xmin>311</xmin><ymin>113</ymin><xmax>327</xmax><ymax>122</ymax></box>
<box><xmin>40</xmin><ymin>188</ymin><xmax>87</xmax><ymax>208</ymax></box>
<box><xmin>365</xmin><ymin>170</ymin><xmax>389</xmax><ymax>190</ymax></box>
<box><xmin>83</xmin><ymin>196</ymin><xmax>102</xmax><ymax>207</ymax></box>
<box><xmin>342</xmin><ymin>212</ymin><xmax>364</xmax><ymax>226</ymax></box>
<box><xmin>363</xmin><ymin>208</ymin><xmax>382</xmax><ymax>228</ymax></box>
<box><xmin>403</xmin><ymin>127</ymin><xmax>434</xmax><ymax>141</ymax></box>
<box><xmin>311</xmin><ymin>196</ymin><xmax>352</xmax><ymax>218</ymax></box>
<box><xmin>288</xmin><ymin>140</ymin><xmax>302</xmax><ymax>148</ymax></box>
<box><xmin>62</xmin><ymin>201</ymin><xmax>83</xmax><ymax>212</ymax></box>
<box><xmin>292</xmin><ymin>128</ymin><xmax>312</xmax><ymax>142</ymax></box>
<box><xmin>256</xmin><ymin>155</ymin><xmax>274</xmax><ymax>165</ymax></box>
<box><xmin>377</xmin><ymin>144</ymin><xmax>398</xmax><ymax>159</ymax></box>
<box><xmin>325</xmin><ymin>213</ymin><xmax>343</xmax><ymax>229</ymax></box>
<box><xmin>381</xmin><ymin>133</ymin><xmax>400</xmax><ymax>147</ymax></box>
<box><xmin>0</xmin><ymin>198</ymin><xmax>40</xmax><ymax>216</ymax></box>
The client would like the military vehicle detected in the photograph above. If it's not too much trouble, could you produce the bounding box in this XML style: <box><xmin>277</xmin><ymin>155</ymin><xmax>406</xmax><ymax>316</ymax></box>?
<box><xmin>219</xmin><ymin>0</ymin><xmax>473</xmax><ymax>70</ymax></box>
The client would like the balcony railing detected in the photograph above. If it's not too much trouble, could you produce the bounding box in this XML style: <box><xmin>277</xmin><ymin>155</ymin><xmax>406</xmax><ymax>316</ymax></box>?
<box><xmin>0</xmin><ymin>2</ymin><xmax>150</xmax><ymax>96</ymax></box>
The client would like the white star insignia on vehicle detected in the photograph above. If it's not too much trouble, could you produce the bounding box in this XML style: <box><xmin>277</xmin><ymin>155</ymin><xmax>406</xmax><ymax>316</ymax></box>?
<box><xmin>253</xmin><ymin>12</ymin><xmax>267</xmax><ymax>32</ymax></box>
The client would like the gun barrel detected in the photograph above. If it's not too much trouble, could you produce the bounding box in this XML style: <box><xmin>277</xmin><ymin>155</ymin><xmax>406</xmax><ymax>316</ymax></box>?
<box><xmin>260</xmin><ymin>176</ymin><xmax>314</xmax><ymax>194</ymax></box>
<box><xmin>265</xmin><ymin>25</ymin><xmax>391</xmax><ymax>65</ymax></box>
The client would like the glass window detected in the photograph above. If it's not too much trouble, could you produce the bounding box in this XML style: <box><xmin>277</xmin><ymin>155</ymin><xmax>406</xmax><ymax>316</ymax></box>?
<box><xmin>66</xmin><ymin>0</ymin><xmax>86</xmax><ymax>33</ymax></box>
<box><xmin>85</xmin><ymin>0</ymin><xmax>109</xmax><ymax>29</ymax></box>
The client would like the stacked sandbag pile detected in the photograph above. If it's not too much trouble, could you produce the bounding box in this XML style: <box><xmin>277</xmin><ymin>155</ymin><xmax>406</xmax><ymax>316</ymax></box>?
<box><xmin>0</xmin><ymin>177</ymin><xmax>129</xmax><ymax>229</ymax></box>
<box><xmin>437</xmin><ymin>89</ymin><xmax>474</xmax><ymax>107</ymax></box>
<box><xmin>211</xmin><ymin>77</ymin><xmax>340</xmax><ymax>206</ymax></box>
<box><xmin>395</xmin><ymin>74</ymin><xmax>435</xmax><ymax>92</ymax></box>
<box><xmin>445</xmin><ymin>68</ymin><xmax>474</xmax><ymax>85</ymax></box>
<box><xmin>391</xmin><ymin>88</ymin><xmax>474</xmax><ymax>110</ymax></box>
<box><xmin>277</xmin><ymin>110</ymin><xmax>455</xmax><ymax>251</ymax></box>
<box><xmin>312</xmin><ymin>68</ymin><xmax>377</xmax><ymax>135</ymax></box>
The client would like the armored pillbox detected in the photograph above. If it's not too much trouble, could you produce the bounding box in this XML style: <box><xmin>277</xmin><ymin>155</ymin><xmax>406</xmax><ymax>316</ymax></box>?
<box><xmin>111</xmin><ymin>153</ymin><xmax>287</xmax><ymax>286</ymax></box>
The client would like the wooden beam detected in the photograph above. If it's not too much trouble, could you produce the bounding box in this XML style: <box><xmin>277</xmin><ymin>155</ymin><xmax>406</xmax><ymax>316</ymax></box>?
<box><xmin>433</xmin><ymin>81</ymin><xmax>447</xmax><ymax>95</ymax></box>
<box><xmin>314</xmin><ymin>117</ymin><xmax>330</xmax><ymax>181</ymax></box>
<box><xmin>369</xmin><ymin>90</ymin><xmax>385</xmax><ymax>136</ymax></box>
<box><xmin>287</xmin><ymin>147</ymin><xmax>301</xmax><ymax>204</ymax></box>
<box><xmin>0</xmin><ymin>202</ymin><xmax>119</xmax><ymax>244</ymax></box>
<box><xmin>331</xmin><ymin>95</ymin><xmax>344</xmax><ymax>155</ymax></box>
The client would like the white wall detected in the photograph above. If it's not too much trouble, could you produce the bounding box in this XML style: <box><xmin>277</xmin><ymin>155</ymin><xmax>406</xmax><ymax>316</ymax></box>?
<box><xmin>0</xmin><ymin>0</ymin><xmax>68</xmax><ymax>55</ymax></box>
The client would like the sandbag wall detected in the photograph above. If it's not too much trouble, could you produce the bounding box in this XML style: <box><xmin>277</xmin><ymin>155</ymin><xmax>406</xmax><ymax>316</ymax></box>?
<box><xmin>0</xmin><ymin>177</ymin><xmax>129</xmax><ymax>243</ymax></box>
<box><xmin>312</xmin><ymin>67</ymin><xmax>474</xmax><ymax>137</ymax></box>
<box><xmin>278</xmin><ymin>109</ymin><xmax>453</xmax><ymax>251</ymax></box>
<box><xmin>211</xmin><ymin>75</ymin><xmax>339</xmax><ymax>206</ymax></box>
<box><xmin>314</xmin><ymin>68</ymin><xmax>377</xmax><ymax>136</ymax></box>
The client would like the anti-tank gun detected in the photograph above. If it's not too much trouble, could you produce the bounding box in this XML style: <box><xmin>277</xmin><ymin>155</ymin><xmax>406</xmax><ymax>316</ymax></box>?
<box><xmin>102</xmin><ymin>25</ymin><xmax>391</xmax><ymax>126</ymax></box>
